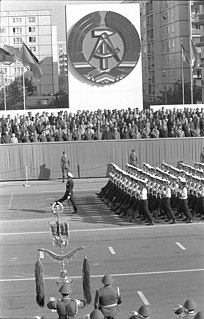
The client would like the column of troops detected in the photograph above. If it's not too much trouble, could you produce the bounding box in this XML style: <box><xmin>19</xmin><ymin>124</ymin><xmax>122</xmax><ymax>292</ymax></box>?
<box><xmin>97</xmin><ymin>161</ymin><xmax>204</xmax><ymax>225</ymax></box>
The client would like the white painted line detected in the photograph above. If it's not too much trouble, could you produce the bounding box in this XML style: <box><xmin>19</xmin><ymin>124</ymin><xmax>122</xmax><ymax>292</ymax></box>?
<box><xmin>109</xmin><ymin>247</ymin><xmax>116</xmax><ymax>254</ymax></box>
<box><xmin>8</xmin><ymin>193</ymin><xmax>13</xmax><ymax>210</ymax></box>
<box><xmin>0</xmin><ymin>268</ymin><xmax>204</xmax><ymax>282</ymax></box>
<box><xmin>137</xmin><ymin>291</ymin><xmax>150</xmax><ymax>305</ymax></box>
<box><xmin>176</xmin><ymin>242</ymin><xmax>186</xmax><ymax>250</ymax></box>
<box><xmin>0</xmin><ymin>222</ymin><xmax>203</xmax><ymax>236</ymax></box>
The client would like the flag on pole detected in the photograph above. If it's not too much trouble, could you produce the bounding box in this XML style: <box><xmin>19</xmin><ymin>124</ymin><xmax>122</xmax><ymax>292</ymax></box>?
<box><xmin>21</xmin><ymin>42</ymin><xmax>43</xmax><ymax>79</ymax></box>
<box><xmin>191</xmin><ymin>39</ymin><xmax>201</xmax><ymax>71</ymax></box>
<box><xmin>0</xmin><ymin>47</ymin><xmax>15</xmax><ymax>65</ymax></box>
<box><xmin>3</xmin><ymin>44</ymin><xmax>23</xmax><ymax>62</ymax></box>
<box><xmin>181</xmin><ymin>43</ymin><xmax>190</xmax><ymax>65</ymax></box>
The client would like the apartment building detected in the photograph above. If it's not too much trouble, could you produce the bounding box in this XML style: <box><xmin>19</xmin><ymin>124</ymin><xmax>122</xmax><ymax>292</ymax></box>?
<box><xmin>194</xmin><ymin>0</ymin><xmax>204</xmax><ymax>103</ymax></box>
<box><xmin>0</xmin><ymin>9</ymin><xmax>59</xmax><ymax>108</ymax></box>
<box><xmin>140</xmin><ymin>0</ymin><xmax>203</xmax><ymax>104</ymax></box>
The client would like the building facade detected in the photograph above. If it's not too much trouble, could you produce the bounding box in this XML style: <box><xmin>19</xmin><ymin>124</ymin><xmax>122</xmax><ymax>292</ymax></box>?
<box><xmin>140</xmin><ymin>0</ymin><xmax>204</xmax><ymax>104</ymax></box>
<box><xmin>0</xmin><ymin>10</ymin><xmax>59</xmax><ymax>109</ymax></box>
<box><xmin>194</xmin><ymin>0</ymin><xmax>204</xmax><ymax>103</ymax></box>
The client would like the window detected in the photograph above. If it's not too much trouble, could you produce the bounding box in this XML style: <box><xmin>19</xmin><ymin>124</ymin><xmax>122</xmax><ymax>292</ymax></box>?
<box><xmin>14</xmin><ymin>67</ymin><xmax>23</xmax><ymax>75</ymax></box>
<box><xmin>29</xmin><ymin>46</ymin><xmax>36</xmax><ymax>52</ymax></box>
<box><xmin>29</xmin><ymin>27</ymin><xmax>35</xmax><ymax>32</ymax></box>
<box><xmin>171</xmin><ymin>24</ymin><xmax>175</xmax><ymax>33</ymax></box>
<box><xmin>13</xmin><ymin>18</ymin><xmax>22</xmax><ymax>23</ymax></box>
<box><xmin>29</xmin><ymin>37</ymin><xmax>36</xmax><ymax>43</ymax></box>
<box><xmin>28</xmin><ymin>17</ymin><xmax>35</xmax><ymax>22</ymax></box>
<box><xmin>13</xmin><ymin>27</ymin><xmax>22</xmax><ymax>34</ymax></box>
<box><xmin>0</xmin><ymin>68</ymin><xmax>7</xmax><ymax>74</ymax></box>
<box><xmin>13</xmin><ymin>37</ymin><xmax>22</xmax><ymax>44</ymax></box>
<box><xmin>0</xmin><ymin>28</ymin><xmax>6</xmax><ymax>33</ymax></box>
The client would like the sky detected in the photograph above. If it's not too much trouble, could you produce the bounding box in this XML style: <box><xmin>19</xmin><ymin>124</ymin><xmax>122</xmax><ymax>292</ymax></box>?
<box><xmin>1</xmin><ymin>0</ymin><xmax>68</xmax><ymax>41</ymax></box>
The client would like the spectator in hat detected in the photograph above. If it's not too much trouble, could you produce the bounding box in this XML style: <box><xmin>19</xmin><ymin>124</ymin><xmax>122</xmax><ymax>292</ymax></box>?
<box><xmin>56</xmin><ymin>172</ymin><xmax>78</xmax><ymax>214</ymax></box>
<box><xmin>47</xmin><ymin>282</ymin><xmax>86</xmax><ymax>319</ymax></box>
<box><xmin>94</xmin><ymin>274</ymin><xmax>122</xmax><ymax>319</ymax></box>
<box><xmin>61</xmin><ymin>151</ymin><xmax>70</xmax><ymax>183</ymax></box>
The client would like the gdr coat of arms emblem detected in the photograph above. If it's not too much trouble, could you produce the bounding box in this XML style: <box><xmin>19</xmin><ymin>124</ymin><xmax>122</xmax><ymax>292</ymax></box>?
<box><xmin>68</xmin><ymin>11</ymin><xmax>141</xmax><ymax>85</ymax></box>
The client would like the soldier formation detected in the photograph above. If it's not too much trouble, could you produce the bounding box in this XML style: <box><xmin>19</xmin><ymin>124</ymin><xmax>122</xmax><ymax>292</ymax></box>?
<box><xmin>97</xmin><ymin>161</ymin><xmax>204</xmax><ymax>225</ymax></box>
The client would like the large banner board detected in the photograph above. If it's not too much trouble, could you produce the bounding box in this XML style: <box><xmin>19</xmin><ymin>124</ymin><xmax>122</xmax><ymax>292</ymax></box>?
<box><xmin>65</xmin><ymin>1</ymin><xmax>143</xmax><ymax>111</ymax></box>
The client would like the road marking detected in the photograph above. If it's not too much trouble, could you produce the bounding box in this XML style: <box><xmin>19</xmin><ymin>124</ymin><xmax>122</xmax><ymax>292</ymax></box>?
<box><xmin>8</xmin><ymin>193</ymin><xmax>13</xmax><ymax>209</ymax></box>
<box><xmin>0</xmin><ymin>268</ymin><xmax>204</xmax><ymax>282</ymax></box>
<box><xmin>109</xmin><ymin>247</ymin><xmax>116</xmax><ymax>254</ymax></box>
<box><xmin>176</xmin><ymin>242</ymin><xmax>186</xmax><ymax>250</ymax></box>
<box><xmin>137</xmin><ymin>291</ymin><xmax>150</xmax><ymax>305</ymax></box>
<box><xmin>0</xmin><ymin>222</ymin><xmax>203</xmax><ymax>236</ymax></box>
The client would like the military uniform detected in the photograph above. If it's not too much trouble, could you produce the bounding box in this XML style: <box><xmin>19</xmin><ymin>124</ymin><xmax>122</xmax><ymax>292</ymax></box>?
<box><xmin>61</xmin><ymin>152</ymin><xmax>70</xmax><ymax>182</ymax></box>
<box><xmin>57</xmin><ymin>172</ymin><xmax>78</xmax><ymax>214</ymax></box>
<box><xmin>47</xmin><ymin>283</ymin><xmax>85</xmax><ymax>319</ymax></box>
<box><xmin>94</xmin><ymin>275</ymin><xmax>121</xmax><ymax>319</ymax></box>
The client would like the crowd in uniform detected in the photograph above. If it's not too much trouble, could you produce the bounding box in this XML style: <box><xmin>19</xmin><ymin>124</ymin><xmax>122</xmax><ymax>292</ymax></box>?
<box><xmin>96</xmin><ymin>161</ymin><xmax>204</xmax><ymax>225</ymax></box>
<box><xmin>34</xmin><ymin>274</ymin><xmax>203</xmax><ymax>319</ymax></box>
<box><xmin>0</xmin><ymin>106</ymin><xmax>204</xmax><ymax>143</ymax></box>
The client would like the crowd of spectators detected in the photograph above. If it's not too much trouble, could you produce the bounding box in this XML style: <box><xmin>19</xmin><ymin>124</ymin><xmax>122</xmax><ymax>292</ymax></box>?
<box><xmin>0</xmin><ymin>107</ymin><xmax>204</xmax><ymax>143</ymax></box>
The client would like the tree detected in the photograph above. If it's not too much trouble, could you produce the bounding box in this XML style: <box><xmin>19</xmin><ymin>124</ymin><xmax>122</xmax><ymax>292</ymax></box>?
<box><xmin>158</xmin><ymin>79</ymin><xmax>202</xmax><ymax>105</ymax></box>
<box><xmin>0</xmin><ymin>76</ymin><xmax>34</xmax><ymax>110</ymax></box>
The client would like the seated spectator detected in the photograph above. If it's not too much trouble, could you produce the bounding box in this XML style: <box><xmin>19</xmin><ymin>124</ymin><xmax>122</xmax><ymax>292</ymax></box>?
<box><xmin>2</xmin><ymin>130</ymin><xmax>11</xmax><ymax>143</ymax></box>
<box><xmin>30</xmin><ymin>131</ymin><xmax>39</xmax><ymax>143</ymax></box>
<box><xmin>112</xmin><ymin>127</ymin><xmax>120</xmax><ymax>139</ymax></box>
<box><xmin>11</xmin><ymin>133</ymin><xmax>18</xmax><ymax>144</ymax></box>
<box><xmin>175</xmin><ymin>125</ymin><xmax>185</xmax><ymax>138</ymax></box>
<box><xmin>21</xmin><ymin>130</ymin><xmax>30</xmax><ymax>143</ymax></box>
<box><xmin>39</xmin><ymin>131</ymin><xmax>47</xmax><ymax>142</ymax></box>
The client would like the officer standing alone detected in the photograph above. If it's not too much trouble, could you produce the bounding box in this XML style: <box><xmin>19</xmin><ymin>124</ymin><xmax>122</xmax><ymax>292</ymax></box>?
<box><xmin>56</xmin><ymin>172</ymin><xmax>78</xmax><ymax>214</ymax></box>
<box><xmin>61</xmin><ymin>151</ymin><xmax>70</xmax><ymax>182</ymax></box>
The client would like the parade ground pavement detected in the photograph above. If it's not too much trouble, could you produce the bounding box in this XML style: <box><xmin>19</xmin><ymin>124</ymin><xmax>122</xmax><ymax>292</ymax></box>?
<box><xmin>0</xmin><ymin>178</ymin><xmax>204</xmax><ymax>319</ymax></box>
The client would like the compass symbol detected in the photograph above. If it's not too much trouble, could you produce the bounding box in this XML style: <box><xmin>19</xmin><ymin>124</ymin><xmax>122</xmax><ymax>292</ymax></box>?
<box><xmin>89</xmin><ymin>30</ymin><xmax>120</xmax><ymax>70</ymax></box>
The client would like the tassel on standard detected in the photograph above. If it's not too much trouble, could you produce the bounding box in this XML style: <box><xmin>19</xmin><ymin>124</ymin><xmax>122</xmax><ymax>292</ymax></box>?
<box><xmin>82</xmin><ymin>254</ymin><xmax>92</xmax><ymax>305</ymax></box>
<box><xmin>35</xmin><ymin>258</ymin><xmax>45</xmax><ymax>307</ymax></box>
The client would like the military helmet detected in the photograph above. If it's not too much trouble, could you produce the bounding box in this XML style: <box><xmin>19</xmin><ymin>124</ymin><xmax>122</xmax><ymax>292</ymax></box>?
<box><xmin>138</xmin><ymin>305</ymin><xmax>152</xmax><ymax>318</ymax></box>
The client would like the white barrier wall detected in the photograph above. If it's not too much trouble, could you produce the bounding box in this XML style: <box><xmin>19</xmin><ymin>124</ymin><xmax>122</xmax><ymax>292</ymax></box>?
<box><xmin>65</xmin><ymin>1</ymin><xmax>143</xmax><ymax>111</ymax></box>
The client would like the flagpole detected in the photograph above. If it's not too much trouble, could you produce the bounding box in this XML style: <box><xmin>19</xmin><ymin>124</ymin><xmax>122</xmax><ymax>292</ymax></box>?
<box><xmin>22</xmin><ymin>66</ymin><xmax>26</xmax><ymax>110</ymax></box>
<box><xmin>3</xmin><ymin>73</ymin><xmax>7</xmax><ymax>111</ymax></box>
<box><xmin>189</xmin><ymin>1</ymin><xmax>193</xmax><ymax>104</ymax></box>
<box><xmin>181</xmin><ymin>38</ymin><xmax>185</xmax><ymax>105</ymax></box>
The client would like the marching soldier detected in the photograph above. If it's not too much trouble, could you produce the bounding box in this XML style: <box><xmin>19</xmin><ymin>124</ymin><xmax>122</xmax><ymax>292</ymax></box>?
<box><xmin>137</xmin><ymin>179</ymin><xmax>154</xmax><ymax>225</ymax></box>
<box><xmin>159</xmin><ymin>180</ymin><xmax>176</xmax><ymax>224</ymax></box>
<box><xmin>176</xmin><ymin>178</ymin><xmax>193</xmax><ymax>223</ymax></box>
<box><xmin>94</xmin><ymin>274</ymin><xmax>122</xmax><ymax>319</ymax></box>
<box><xmin>47</xmin><ymin>283</ymin><xmax>86</xmax><ymax>319</ymax></box>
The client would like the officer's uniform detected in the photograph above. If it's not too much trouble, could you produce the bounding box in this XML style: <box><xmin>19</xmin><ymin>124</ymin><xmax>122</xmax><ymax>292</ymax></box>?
<box><xmin>94</xmin><ymin>275</ymin><xmax>121</xmax><ymax>319</ymax></box>
<box><xmin>47</xmin><ymin>283</ymin><xmax>85</xmax><ymax>319</ymax></box>
<box><xmin>61</xmin><ymin>152</ymin><xmax>70</xmax><ymax>182</ymax></box>
<box><xmin>57</xmin><ymin>173</ymin><xmax>78</xmax><ymax>214</ymax></box>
